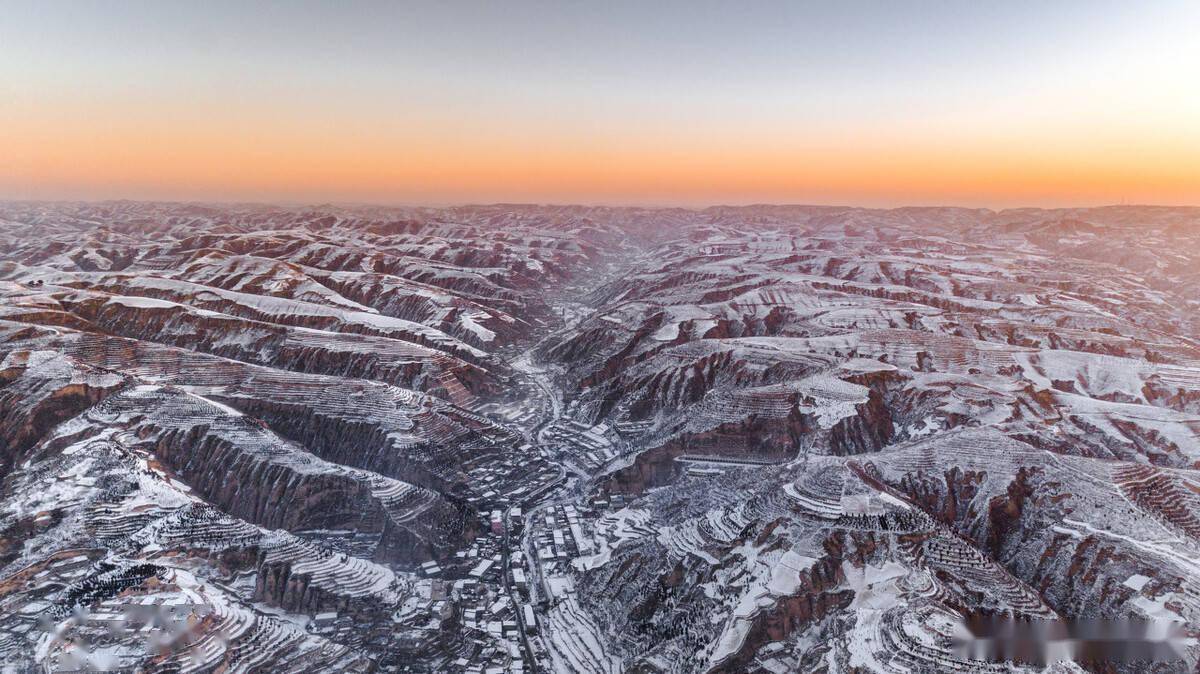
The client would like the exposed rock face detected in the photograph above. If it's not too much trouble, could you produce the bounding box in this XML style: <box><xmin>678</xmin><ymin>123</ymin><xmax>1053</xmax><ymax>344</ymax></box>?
<box><xmin>603</xmin><ymin>409</ymin><xmax>810</xmax><ymax>494</ymax></box>
<box><xmin>0</xmin><ymin>350</ymin><xmax>126</xmax><ymax>471</ymax></box>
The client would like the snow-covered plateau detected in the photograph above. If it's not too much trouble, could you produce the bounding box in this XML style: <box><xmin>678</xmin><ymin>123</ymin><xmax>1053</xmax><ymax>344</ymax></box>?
<box><xmin>2</xmin><ymin>201</ymin><xmax>1200</xmax><ymax>672</ymax></box>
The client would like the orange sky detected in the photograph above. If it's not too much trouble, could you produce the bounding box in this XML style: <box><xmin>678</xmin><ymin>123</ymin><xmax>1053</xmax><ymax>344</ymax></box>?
<box><xmin>7</xmin><ymin>107</ymin><xmax>1196</xmax><ymax>207</ymax></box>
<box><xmin>2</xmin><ymin>2</ymin><xmax>1198</xmax><ymax>207</ymax></box>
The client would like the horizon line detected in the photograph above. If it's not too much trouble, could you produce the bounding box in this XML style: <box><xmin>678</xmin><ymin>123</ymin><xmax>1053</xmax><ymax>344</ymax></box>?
<box><xmin>3</xmin><ymin>197</ymin><xmax>1199</xmax><ymax>214</ymax></box>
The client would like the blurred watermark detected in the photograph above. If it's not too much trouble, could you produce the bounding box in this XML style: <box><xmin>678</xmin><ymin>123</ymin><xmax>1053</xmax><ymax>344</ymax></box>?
<box><xmin>951</xmin><ymin>613</ymin><xmax>1194</xmax><ymax>668</ymax></box>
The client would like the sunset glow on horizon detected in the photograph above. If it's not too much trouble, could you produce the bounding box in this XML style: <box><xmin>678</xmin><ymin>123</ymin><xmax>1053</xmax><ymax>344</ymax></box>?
<box><xmin>3</xmin><ymin>1</ymin><xmax>1199</xmax><ymax>208</ymax></box>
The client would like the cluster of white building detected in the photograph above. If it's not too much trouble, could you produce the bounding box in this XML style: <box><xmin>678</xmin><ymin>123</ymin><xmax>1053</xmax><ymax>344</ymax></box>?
<box><xmin>543</xmin><ymin>420</ymin><xmax>619</xmax><ymax>471</ymax></box>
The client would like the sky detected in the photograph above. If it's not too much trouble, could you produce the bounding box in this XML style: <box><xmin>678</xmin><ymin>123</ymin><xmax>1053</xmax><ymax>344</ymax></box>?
<box><xmin>2</xmin><ymin>0</ymin><xmax>1198</xmax><ymax>208</ymax></box>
